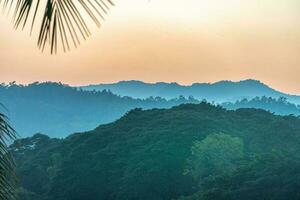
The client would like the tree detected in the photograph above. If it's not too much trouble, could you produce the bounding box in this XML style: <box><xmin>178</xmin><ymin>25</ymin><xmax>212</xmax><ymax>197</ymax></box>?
<box><xmin>0</xmin><ymin>112</ymin><xmax>17</xmax><ymax>200</ymax></box>
<box><xmin>1</xmin><ymin>0</ymin><xmax>114</xmax><ymax>53</ymax></box>
<box><xmin>186</xmin><ymin>133</ymin><xmax>244</xmax><ymax>183</ymax></box>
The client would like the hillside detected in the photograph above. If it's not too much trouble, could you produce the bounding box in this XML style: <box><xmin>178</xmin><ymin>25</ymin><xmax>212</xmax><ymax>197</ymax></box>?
<box><xmin>2</xmin><ymin>82</ymin><xmax>300</xmax><ymax>138</ymax></box>
<box><xmin>11</xmin><ymin>103</ymin><xmax>300</xmax><ymax>200</ymax></box>
<box><xmin>82</xmin><ymin>79</ymin><xmax>300</xmax><ymax>103</ymax></box>
<box><xmin>222</xmin><ymin>96</ymin><xmax>300</xmax><ymax>116</ymax></box>
<box><xmin>0</xmin><ymin>82</ymin><xmax>199</xmax><ymax>137</ymax></box>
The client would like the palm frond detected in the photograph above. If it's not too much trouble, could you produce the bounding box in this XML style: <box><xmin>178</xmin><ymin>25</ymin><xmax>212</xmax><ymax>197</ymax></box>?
<box><xmin>1</xmin><ymin>0</ymin><xmax>114</xmax><ymax>54</ymax></box>
<box><xmin>0</xmin><ymin>113</ymin><xmax>17</xmax><ymax>200</ymax></box>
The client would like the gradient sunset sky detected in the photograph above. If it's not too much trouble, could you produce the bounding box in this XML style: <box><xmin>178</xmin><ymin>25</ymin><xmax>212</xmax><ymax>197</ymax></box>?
<box><xmin>1</xmin><ymin>0</ymin><xmax>300</xmax><ymax>94</ymax></box>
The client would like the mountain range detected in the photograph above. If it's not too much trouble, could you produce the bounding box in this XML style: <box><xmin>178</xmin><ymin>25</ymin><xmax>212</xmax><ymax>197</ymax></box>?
<box><xmin>82</xmin><ymin>79</ymin><xmax>300</xmax><ymax>104</ymax></box>
<box><xmin>0</xmin><ymin>82</ymin><xmax>199</xmax><ymax>137</ymax></box>
<box><xmin>2</xmin><ymin>80</ymin><xmax>300</xmax><ymax>138</ymax></box>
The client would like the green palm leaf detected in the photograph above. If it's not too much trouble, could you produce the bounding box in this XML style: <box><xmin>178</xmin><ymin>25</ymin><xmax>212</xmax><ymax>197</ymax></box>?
<box><xmin>1</xmin><ymin>0</ymin><xmax>114</xmax><ymax>54</ymax></box>
<box><xmin>0</xmin><ymin>112</ymin><xmax>17</xmax><ymax>200</ymax></box>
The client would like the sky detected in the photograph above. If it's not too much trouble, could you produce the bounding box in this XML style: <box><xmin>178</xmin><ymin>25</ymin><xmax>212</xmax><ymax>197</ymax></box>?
<box><xmin>0</xmin><ymin>0</ymin><xmax>300</xmax><ymax>94</ymax></box>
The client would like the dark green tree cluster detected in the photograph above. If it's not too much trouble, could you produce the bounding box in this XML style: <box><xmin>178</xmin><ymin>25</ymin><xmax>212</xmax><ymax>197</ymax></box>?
<box><xmin>10</xmin><ymin>103</ymin><xmax>300</xmax><ymax>200</ymax></box>
<box><xmin>185</xmin><ymin>133</ymin><xmax>244</xmax><ymax>182</ymax></box>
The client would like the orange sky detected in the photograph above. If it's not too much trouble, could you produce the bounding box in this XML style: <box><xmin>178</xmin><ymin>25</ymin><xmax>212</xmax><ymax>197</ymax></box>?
<box><xmin>0</xmin><ymin>0</ymin><xmax>300</xmax><ymax>94</ymax></box>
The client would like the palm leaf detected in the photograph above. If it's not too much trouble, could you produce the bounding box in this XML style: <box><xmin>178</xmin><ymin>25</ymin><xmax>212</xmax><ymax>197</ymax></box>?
<box><xmin>0</xmin><ymin>112</ymin><xmax>17</xmax><ymax>200</ymax></box>
<box><xmin>1</xmin><ymin>0</ymin><xmax>114</xmax><ymax>54</ymax></box>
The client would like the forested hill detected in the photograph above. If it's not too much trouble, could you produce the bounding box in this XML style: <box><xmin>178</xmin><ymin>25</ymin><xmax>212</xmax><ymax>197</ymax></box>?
<box><xmin>81</xmin><ymin>79</ymin><xmax>300</xmax><ymax>103</ymax></box>
<box><xmin>11</xmin><ymin>103</ymin><xmax>300</xmax><ymax>200</ymax></box>
<box><xmin>222</xmin><ymin>96</ymin><xmax>300</xmax><ymax>116</ymax></box>
<box><xmin>2</xmin><ymin>82</ymin><xmax>300</xmax><ymax>138</ymax></box>
<box><xmin>0</xmin><ymin>82</ymin><xmax>199</xmax><ymax>137</ymax></box>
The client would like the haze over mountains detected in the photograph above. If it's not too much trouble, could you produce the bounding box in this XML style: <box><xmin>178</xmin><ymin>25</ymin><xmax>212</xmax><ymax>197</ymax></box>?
<box><xmin>1</xmin><ymin>80</ymin><xmax>300</xmax><ymax>138</ymax></box>
<box><xmin>5</xmin><ymin>80</ymin><xmax>300</xmax><ymax>199</ymax></box>
<box><xmin>82</xmin><ymin>79</ymin><xmax>300</xmax><ymax>104</ymax></box>
<box><xmin>0</xmin><ymin>82</ymin><xmax>199</xmax><ymax>137</ymax></box>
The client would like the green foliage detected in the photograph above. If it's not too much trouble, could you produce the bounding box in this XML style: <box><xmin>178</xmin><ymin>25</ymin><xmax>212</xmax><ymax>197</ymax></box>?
<box><xmin>15</xmin><ymin>187</ymin><xmax>41</xmax><ymax>200</ymax></box>
<box><xmin>0</xmin><ymin>112</ymin><xmax>17</xmax><ymax>200</ymax></box>
<box><xmin>186</xmin><ymin>133</ymin><xmax>244</xmax><ymax>181</ymax></box>
<box><xmin>9</xmin><ymin>103</ymin><xmax>300</xmax><ymax>200</ymax></box>
<box><xmin>180</xmin><ymin>152</ymin><xmax>300</xmax><ymax>200</ymax></box>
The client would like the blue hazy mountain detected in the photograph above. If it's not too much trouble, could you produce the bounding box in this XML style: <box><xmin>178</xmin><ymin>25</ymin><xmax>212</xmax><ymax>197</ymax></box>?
<box><xmin>2</xmin><ymin>81</ymin><xmax>300</xmax><ymax>138</ymax></box>
<box><xmin>0</xmin><ymin>82</ymin><xmax>200</xmax><ymax>138</ymax></box>
<box><xmin>222</xmin><ymin>96</ymin><xmax>300</xmax><ymax>116</ymax></box>
<box><xmin>82</xmin><ymin>79</ymin><xmax>300</xmax><ymax>104</ymax></box>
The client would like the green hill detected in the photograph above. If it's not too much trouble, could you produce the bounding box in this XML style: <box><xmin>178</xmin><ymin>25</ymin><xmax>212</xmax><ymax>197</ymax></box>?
<box><xmin>10</xmin><ymin>103</ymin><xmax>300</xmax><ymax>200</ymax></box>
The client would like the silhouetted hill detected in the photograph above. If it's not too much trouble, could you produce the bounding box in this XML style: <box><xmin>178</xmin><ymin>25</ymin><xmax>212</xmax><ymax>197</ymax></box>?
<box><xmin>82</xmin><ymin>79</ymin><xmax>300</xmax><ymax>103</ymax></box>
<box><xmin>222</xmin><ymin>96</ymin><xmax>300</xmax><ymax>116</ymax></box>
<box><xmin>0</xmin><ymin>82</ymin><xmax>200</xmax><ymax>137</ymax></box>
<box><xmin>2</xmin><ymin>82</ymin><xmax>300</xmax><ymax>138</ymax></box>
<box><xmin>11</xmin><ymin>103</ymin><xmax>300</xmax><ymax>200</ymax></box>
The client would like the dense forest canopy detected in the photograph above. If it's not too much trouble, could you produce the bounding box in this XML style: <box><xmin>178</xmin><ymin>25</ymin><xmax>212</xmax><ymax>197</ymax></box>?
<box><xmin>1</xmin><ymin>1</ymin><xmax>299</xmax><ymax>200</ymax></box>
<box><xmin>10</xmin><ymin>103</ymin><xmax>300</xmax><ymax>200</ymax></box>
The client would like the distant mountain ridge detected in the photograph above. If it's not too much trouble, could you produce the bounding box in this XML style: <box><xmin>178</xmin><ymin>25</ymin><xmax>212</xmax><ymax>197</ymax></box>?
<box><xmin>81</xmin><ymin>79</ymin><xmax>300</xmax><ymax>104</ymax></box>
<box><xmin>0</xmin><ymin>82</ymin><xmax>200</xmax><ymax>137</ymax></box>
<box><xmin>2</xmin><ymin>80</ymin><xmax>300</xmax><ymax>138</ymax></box>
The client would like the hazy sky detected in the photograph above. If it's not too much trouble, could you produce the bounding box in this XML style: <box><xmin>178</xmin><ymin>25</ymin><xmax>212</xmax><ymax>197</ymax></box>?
<box><xmin>1</xmin><ymin>0</ymin><xmax>300</xmax><ymax>94</ymax></box>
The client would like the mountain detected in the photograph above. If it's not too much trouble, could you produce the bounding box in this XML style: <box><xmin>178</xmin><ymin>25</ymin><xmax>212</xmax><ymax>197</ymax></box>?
<box><xmin>0</xmin><ymin>82</ymin><xmax>200</xmax><ymax>138</ymax></box>
<box><xmin>11</xmin><ymin>103</ymin><xmax>300</xmax><ymax>200</ymax></box>
<box><xmin>81</xmin><ymin>79</ymin><xmax>300</xmax><ymax>103</ymax></box>
<box><xmin>222</xmin><ymin>96</ymin><xmax>300</xmax><ymax>116</ymax></box>
<box><xmin>2</xmin><ymin>82</ymin><xmax>300</xmax><ymax>138</ymax></box>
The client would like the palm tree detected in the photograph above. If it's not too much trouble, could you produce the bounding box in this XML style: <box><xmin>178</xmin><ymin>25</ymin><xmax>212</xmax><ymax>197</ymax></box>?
<box><xmin>0</xmin><ymin>1</ymin><xmax>113</xmax><ymax>197</ymax></box>
<box><xmin>0</xmin><ymin>112</ymin><xmax>17</xmax><ymax>200</ymax></box>
<box><xmin>1</xmin><ymin>0</ymin><xmax>114</xmax><ymax>53</ymax></box>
